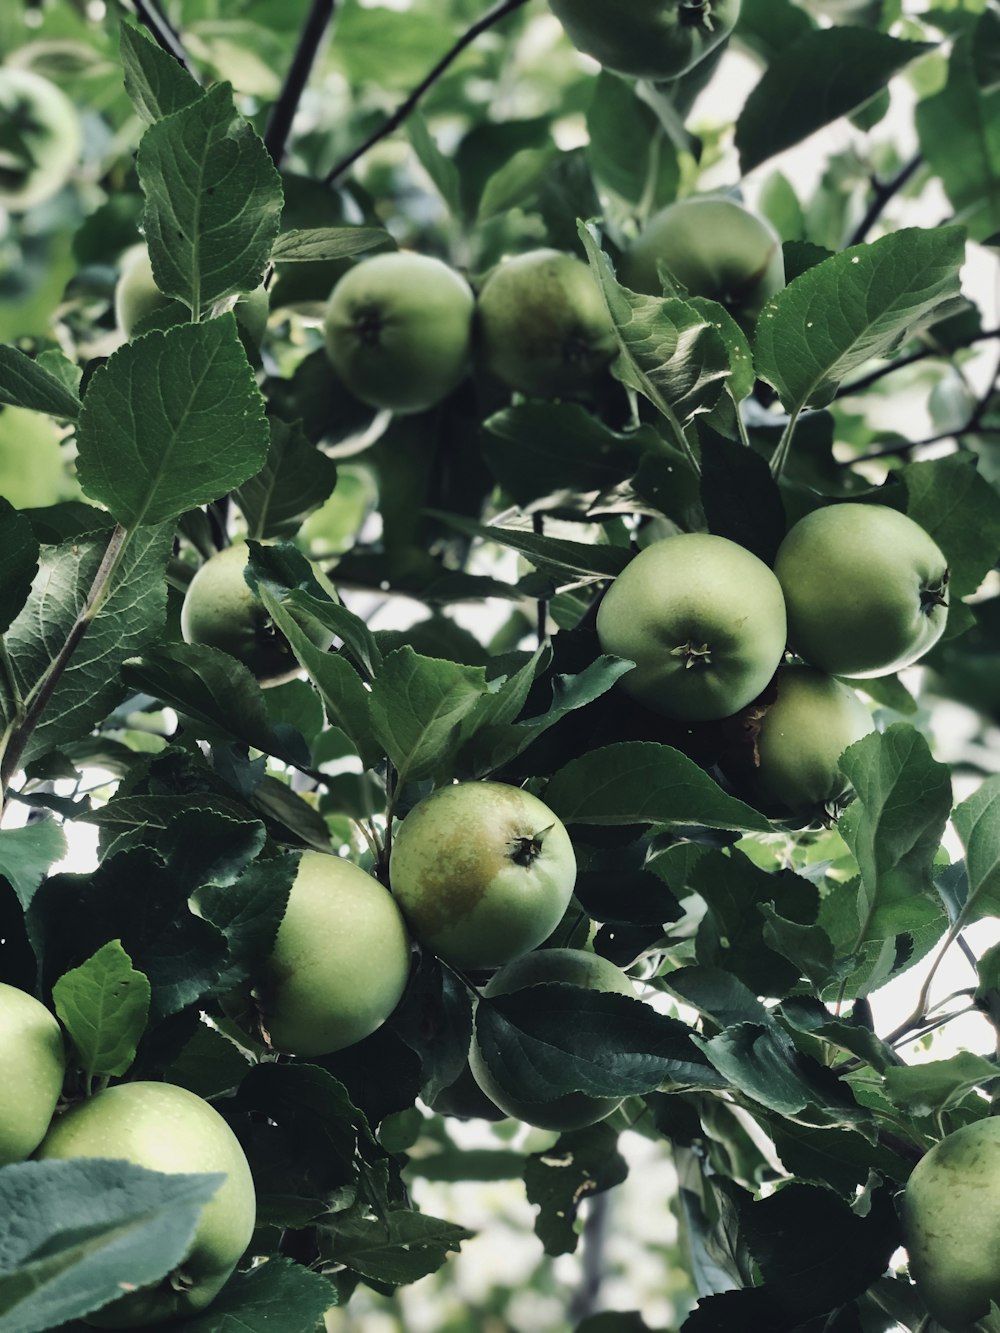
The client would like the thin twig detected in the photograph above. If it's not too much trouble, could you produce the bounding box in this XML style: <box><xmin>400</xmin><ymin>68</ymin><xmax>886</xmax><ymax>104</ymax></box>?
<box><xmin>323</xmin><ymin>0</ymin><xmax>530</xmax><ymax>184</ymax></box>
<box><xmin>844</xmin><ymin>153</ymin><xmax>924</xmax><ymax>249</ymax></box>
<box><xmin>533</xmin><ymin>512</ymin><xmax>549</xmax><ymax>646</ymax></box>
<box><xmin>263</xmin><ymin>0</ymin><xmax>336</xmax><ymax>170</ymax></box>
<box><xmin>129</xmin><ymin>0</ymin><xmax>197</xmax><ymax>76</ymax></box>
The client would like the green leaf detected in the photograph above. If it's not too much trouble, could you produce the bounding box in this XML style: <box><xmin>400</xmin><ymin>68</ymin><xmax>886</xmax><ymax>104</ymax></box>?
<box><xmin>0</xmin><ymin>1158</ymin><xmax>221</xmax><ymax>1333</ymax></box>
<box><xmin>754</xmin><ymin>227</ymin><xmax>966</xmax><ymax>411</ymax></box>
<box><xmin>236</xmin><ymin>417</ymin><xmax>339</xmax><ymax>541</ymax></box>
<box><xmin>270</xmin><ymin>227</ymin><xmax>389</xmax><ymax>263</ymax></box>
<box><xmin>52</xmin><ymin>940</ymin><xmax>151</xmax><ymax>1082</ymax></box>
<box><xmin>952</xmin><ymin>774</ymin><xmax>1000</xmax><ymax>924</ymax></box>
<box><xmin>0</xmin><ymin>347</ymin><xmax>81</xmax><ymax>419</ymax></box>
<box><xmin>736</xmin><ymin>29</ymin><xmax>930</xmax><ymax>174</ymax></box>
<box><xmin>579</xmin><ymin>222</ymin><xmax>731</xmax><ymax>433</ymax></box>
<box><xmin>0</xmin><ymin>499</ymin><xmax>39</xmax><ymax>636</ymax></box>
<box><xmin>838</xmin><ymin>724</ymin><xmax>953</xmax><ymax>944</ymax></box>
<box><xmin>543</xmin><ymin>742</ymin><xmax>771</xmax><ymax>833</ymax></box>
<box><xmin>692</xmin><ymin>850</ymin><xmax>819</xmax><ymax>997</ymax></box>
<box><xmin>367</xmin><ymin>647</ymin><xmax>489</xmax><ymax>786</ymax></box>
<box><xmin>0</xmin><ymin>823</ymin><xmax>67</xmax><ymax>911</ymax></box>
<box><xmin>119</xmin><ymin>21</ymin><xmax>202</xmax><ymax>125</ymax></box>
<box><xmin>156</xmin><ymin>1256</ymin><xmax>334</xmax><ymax>1332</ymax></box>
<box><xmin>408</xmin><ymin>113</ymin><xmax>462</xmax><ymax>217</ymax></box>
<box><xmin>917</xmin><ymin>28</ymin><xmax>1000</xmax><ymax>243</ymax></box>
<box><xmin>586</xmin><ymin>73</ymin><xmax>678</xmax><ymax>209</ymax></box>
<box><xmin>329</xmin><ymin>1209</ymin><xmax>472</xmax><ymax>1286</ymax></box>
<box><xmin>524</xmin><ymin>1123</ymin><xmax>628</xmax><ymax>1257</ymax></box>
<box><xmin>901</xmin><ymin>452</ymin><xmax>1000</xmax><ymax>600</ymax></box>
<box><xmin>75</xmin><ymin>318</ymin><xmax>269</xmax><ymax>528</ymax></box>
<box><xmin>1</xmin><ymin>523</ymin><xmax>174</xmax><ymax>769</ymax></box>
<box><xmin>883</xmin><ymin>1051</ymin><xmax>1000</xmax><ymax>1115</ymax></box>
<box><xmin>137</xmin><ymin>82</ymin><xmax>283</xmax><ymax>314</ymax></box>
<box><xmin>192</xmin><ymin>851</ymin><xmax>298</xmax><ymax>995</ymax></box>
<box><xmin>432</xmin><ymin>512</ymin><xmax>629</xmax><ymax>582</ymax></box>
<box><xmin>120</xmin><ymin>643</ymin><xmax>311</xmax><ymax>767</ymax></box>
<box><xmin>687</xmin><ymin>298</ymin><xmax>756</xmax><ymax>406</ymax></box>
<box><xmin>475</xmin><ymin>986</ymin><xmax>724</xmax><ymax>1101</ymax></box>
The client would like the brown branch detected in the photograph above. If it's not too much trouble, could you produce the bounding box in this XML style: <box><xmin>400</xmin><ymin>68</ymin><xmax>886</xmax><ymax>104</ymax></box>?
<box><xmin>264</xmin><ymin>0</ymin><xmax>336</xmax><ymax>170</ymax></box>
<box><xmin>845</xmin><ymin>153</ymin><xmax>924</xmax><ymax>249</ymax></box>
<box><xmin>835</xmin><ymin>327</ymin><xmax>1000</xmax><ymax>399</ymax></box>
<box><xmin>323</xmin><ymin>0</ymin><xmax>530</xmax><ymax>185</ymax></box>
<box><xmin>129</xmin><ymin>0</ymin><xmax>197</xmax><ymax>77</ymax></box>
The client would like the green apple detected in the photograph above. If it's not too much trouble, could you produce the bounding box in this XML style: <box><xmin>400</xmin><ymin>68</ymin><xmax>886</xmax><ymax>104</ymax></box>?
<box><xmin>621</xmin><ymin>197</ymin><xmax>785</xmax><ymax>328</ymax></box>
<box><xmin>549</xmin><ymin>0</ymin><xmax>740</xmax><ymax>81</ymax></box>
<box><xmin>721</xmin><ymin>665</ymin><xmax>874</xmax><ymax>823</ymax></box>
<box><xmin>323</xmin><ymin>251</ymin><xmax>474</xmax><ymax>414</ymax></box>
<box><xmin>0</xmin><ymin>66</ymin><xmax>81</xmax><ymax>212</ymax></box>
<box><xmin>0</xmin><ymin>982</ymin><xmax>64</xmax><ymax>1166</ymax></box>
<box><xmin>389</xmin><ymin>782</ymin><xmax>577</xmax><ymax>971</ymax></box>
<box><xmin>36</xmin><ymin>1081</ymin><xmax>256</xmax><ymax>1327</ymax></box>
<box><xmin>475</xmin><ymin>248</ymin><xmax>616</xmax><ymax>398</ymax></box>
<box><xmin>179</xmin><ymin>542</ymin><xmax>336</xmax><ymax>686</ymax></box>
<box><xmin>254</xmin><ymin>851</ymin><xmax>412</xmax><ymax>1057</ymax></box>
<box><xmin>468</xmin><ymin>947</ymin><xmax>635</xmax><ymax>1131</ymax></box>
<box><xmin>115</xmin><ymin>245</ymin><xmax>269</xmax><ymax>347</ymax></box>
<box><xmin>774</xmin><ymin>503</ymin><xmax>949</xmax><ymax>678</ymax></box>
<box><xmin>902</xmin><ymin>1117</ymin><xmax>1000</xmax><ymax>1330</ymax></box>
<box><xmin>596</xmin><ymin>532</ymin><xmax>788</xmax><ymax>721</ymax></box>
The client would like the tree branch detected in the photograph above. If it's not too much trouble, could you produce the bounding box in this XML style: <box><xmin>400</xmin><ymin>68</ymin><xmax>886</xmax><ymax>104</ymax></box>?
<box><xmin>845</xmin><ymin>153</ymin><xmax>924</xmax><ymax>249</ymax></box>
<box><xmin>835</xmin><ymin>327</ymin><xmax>1000</xmax><ymax>400</ymax></box>
<box><xmin>263</xmin><ymin>0</ymin><xmax>336</xmax><ymax>170</ymax></box>
<box><xmin>323</xmin><ymin>0</ymin><xmax>530</xmax><ymax>185</ymax></box>
<box><xmin>129</xmin><ymin>0</ymin><xmax>197</xmax><ymax>77</ymax></box>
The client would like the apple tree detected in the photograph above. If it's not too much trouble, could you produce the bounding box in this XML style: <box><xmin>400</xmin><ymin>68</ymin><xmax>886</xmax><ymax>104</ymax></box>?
<box><xmin>1</xmin><ymin>1</ymin><xmax>1000</xmax><ymax>1330</ymax></box>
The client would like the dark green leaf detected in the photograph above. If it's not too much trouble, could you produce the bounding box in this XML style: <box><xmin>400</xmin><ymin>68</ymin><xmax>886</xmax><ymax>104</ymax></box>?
<box><xmin>544</xmin><ymin>742</ymin><xmax>771</xmax><ymax>832</ymax></box>
<box><xmin>156</xmin><ymin>1256</ymin><xmax>334</xmax><ymax>1333</ymax></box>
<box><xmin>271</xmin><ymin>227</ymin><xmax>389</xmax><ymax>263</ymax></box>
<box><xmin>328</xmin><ymin>1209</ymin><xmax>472</xmax><ymax>1286</ymax></box>
<box><xmin>737</xmin><ymin>29</ymin><xmax>929</xmax><ymax>173</ymax></box>
<box><xmin>524</xmin><ymin>1123</ymin><xmax>628</xmax><ymax>1257</ymax></box>
<box><xmin>0</xmin><ymin>499</ymin><xmax>38</xmax><ymax>635</ymax></box>
<box><xmin>883</xmin><ymin>1051</ymin><xmax>1000</xmax><ymax>1115</ymax></box>
<box><xmin>236</xmin><ymin>417</ymin><xmax>339</xmax><ymax>541</ymax></box>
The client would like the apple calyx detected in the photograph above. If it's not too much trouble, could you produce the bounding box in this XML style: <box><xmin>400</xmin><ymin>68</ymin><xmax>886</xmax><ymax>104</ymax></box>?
<box><xmin>508</xmin><ymin>824</ymin><xmax>554</xmax><ymax>868</ymax></box>
<box><xmin>352</xmin><ymin>306</ymin><xmax>385</xmax><ymax>348</ymax></box>
<box><xmin>679</xmin><ymin>0</ymin><xmax>715</xmax><ymax>32</ymax></box>
<box><xmin>920</xmin><ymin>571</ymin><xmax>950</xmax><ymax>614</ymax></box>
<box><xmin>671</xmin><ymin>640</ymin><xmax>713</xmax><ymax>670</ymax></box>
<box><xmin>169</xmin><ymin>1269</ymin><xmax>196</xmax><ymax>1293</ymax></box>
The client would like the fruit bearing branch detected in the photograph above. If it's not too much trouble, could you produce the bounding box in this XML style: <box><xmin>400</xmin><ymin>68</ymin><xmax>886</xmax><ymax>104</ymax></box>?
<box><xmin>323</xmin><ymin>0</ymin><xmax>531</xmax><ymax>184</ymax></box>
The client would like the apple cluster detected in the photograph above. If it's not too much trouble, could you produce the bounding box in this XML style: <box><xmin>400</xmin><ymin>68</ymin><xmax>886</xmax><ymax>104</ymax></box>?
<box><xmin>0</xmin><ymin>982</ymin><xmax>257</xmax><ymax>1326</ymax></box>
<box><xmin>597</xmin><ymin>506</ymin><xmax>950</xmax><ymax>823</ymax></box>
<box><xmin>319</xmin><ymin>195</ymin><xmax>784</xmax><ymax>414</ymax></box>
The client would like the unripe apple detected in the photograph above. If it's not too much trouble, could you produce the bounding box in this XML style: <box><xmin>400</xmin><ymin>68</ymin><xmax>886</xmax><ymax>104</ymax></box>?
<box><xmin>0</xmin><ymin>66</ymin><xmax>81</xmax><ymax>212</ymax></box>
<box><xmin>36</xmin><ymin>1081</ymin><xmax>256</xmax><ymax>1327</ymax></box>
<box><xmin>0</xmin><ymin>982</ymin><xmax>65</xmax><ymax>1166</ymax></box>
<box><xmin>596</xmin><ymin>532</ymin><xmax>788</xmax><ymax>722</ymax></box>
<box><xmin>468</xmin><ymin>947</ymin><xmax>635</xmax><ymax>1131</ymax></box>
<box><xmin>549</xmin><ymin>0</ymin><xmax>741</xmax><ymax>82</ymax></box>
<box><xmin>323</xmin><ymin>252</ymin><xmax>474</xmax><ymax>413</ymax></box>
<box><xmin>721</xmin><ymin>665</ymin><xmax>874</xmax><ymax>823</ymax></box>
<box><xmin>475</xmin><ymin>248</ymin><xmax>616</xmax><ymax>398</ymax></box>
<box><xmin>774</xmin><ymin>503</ymin><xmax>949</xmax><ymax>678</ymax></box>
<box><xmin>179</xmin><ymin>542</ymin><xmax>336</xmax><ymax>686</ymax></box>
<box><xmin>621</xmin><ymin>197</ymin><xmax>785</xmax><ymax>328</ymax></box>
<box><xmin>254</xmin><ymin>851</ymin><xmax>412</xmax><ymax>1057</ymax></box>
<box><xmin>902</xmin><ymin>1117</ymin><xmax>1000</xmax><ymax>1330</ymax></box>
<box><xmin>389</xmin><ymin>782</ymin><xmax>577</xmax><ymax>971</ymax></box>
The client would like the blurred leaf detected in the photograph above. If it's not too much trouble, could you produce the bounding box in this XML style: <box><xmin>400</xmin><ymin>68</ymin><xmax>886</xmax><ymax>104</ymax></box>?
<box><xmin>755</xmin><ymin>227</ymin><xmax>966</xmax><ymax>411</ymax></box>
<box><xmin>952</xmin><ymin>774</ymin><xmax>1000</xmax><ymax>924</ymax></box>
<box><xmin>52</xmin><ymin>940</ymin><xmax>150</xmax><ymax>1081</ymax></box>
<box><xmin>0</xmin><ymin>500</ymin><xmax>38</xmax><ymax>636</ymax></box>
<box><xmin>917</xmin><ymin>28</ymin><xmax>1000</xmax><ymax>242</ymax></box>
<box><xmin>737</xmin><ymin>29</ymin><xmax>929</xmax><ymax>173</ymax></box>
<box><xmin>408</xmin><ymin>113</ymin><xmax>462</xmax><ymax>217</ymax></box>
<box><xmin>0</xmin><ymin>822</ymin><xmax>67</xmax><ymax>911</ymax></box>
<box><xmin>525</xmin><ymin>1123</ymin><xmax>628</xmax><ymax>1256</ymax></box>
<box><xmin>883</xmin><ymin>1051</ymin><xmax>1000</xmax><ymax>1114</ymax></box>
<box><xmin>901</xmin><ymin>452</ymin><xmax>1000</xmax><ymax>600</ymax></box>
<box><xmin>76</xmin><ymin>319</ymin><xmax>269</xmax><ymax>527</ymax></box>
<box><xmin>587</xmin><ymin>74</ymin><xmax>678</xmax><ymax>209</ymax></box>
